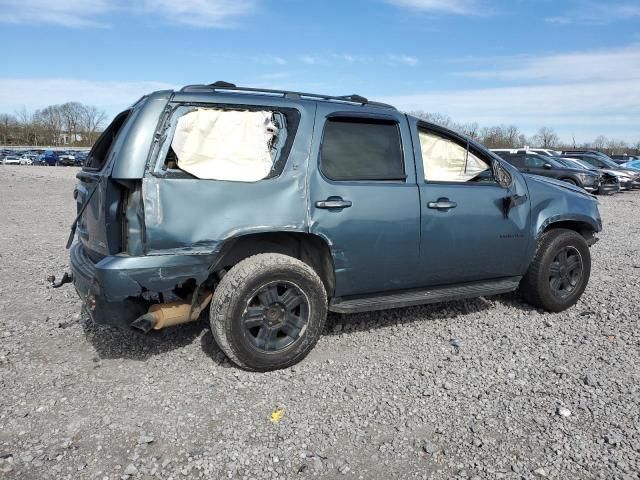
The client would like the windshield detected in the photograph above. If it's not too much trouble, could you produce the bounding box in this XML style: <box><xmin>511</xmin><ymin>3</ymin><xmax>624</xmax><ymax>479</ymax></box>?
<box><xmin>545</xmin><ymin>157</ymin><xmax>565</xmax><ymax>168</ymax></box>
<box><xmin>596</xmin><ymin>155</ymin><xmax>621</xmax><ymax>168</ymax></box>
<box><xmin>561</xmin><ymin>158</ymin><xmax>593</xmax><ymax>170</ymax></box>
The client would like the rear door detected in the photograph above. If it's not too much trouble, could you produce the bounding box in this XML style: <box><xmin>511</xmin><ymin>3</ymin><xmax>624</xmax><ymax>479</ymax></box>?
<box><xmin>308</xmin><ymin>105</ymin><xmax>421</xmax><ymax>297</ymax></box>
<box><xmin>412</xmin><ymin>122</ymin><xmax>531</xmax><ymax>286</ymax></box>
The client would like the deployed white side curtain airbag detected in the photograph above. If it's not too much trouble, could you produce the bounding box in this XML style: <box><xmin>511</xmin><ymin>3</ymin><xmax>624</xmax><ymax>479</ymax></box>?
<box><xmin>171</xmin><ymin>109</ymin><xmax>278</xmax><ymax>181</ymax></box>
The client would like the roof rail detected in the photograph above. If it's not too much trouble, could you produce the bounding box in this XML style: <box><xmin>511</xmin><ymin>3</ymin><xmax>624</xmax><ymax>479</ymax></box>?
<box><xmin>178</xmin><ymin>82</ymin><xmax>396</xmax><ymax>109</ymax></box>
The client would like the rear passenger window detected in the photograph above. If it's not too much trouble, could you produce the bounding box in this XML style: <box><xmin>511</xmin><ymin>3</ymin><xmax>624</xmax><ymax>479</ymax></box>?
<box><xmin>320</xmin><ymin>118</ymin><xmax>405</xmax><ymax>181</ymax></box>
<box><xmin>158</xmin><ymin>104</ymin><xmax>300</xmax><ymax>181</ymax></box>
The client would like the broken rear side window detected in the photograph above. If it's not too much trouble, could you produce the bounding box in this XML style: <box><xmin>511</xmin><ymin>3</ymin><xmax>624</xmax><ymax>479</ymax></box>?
<box><xmin>84</xmin><ymin>110</ymin><xmax>131</xmax><ymax>170</ymax></box>
<box><xmin>162</xmin><ymin>106</ymin><xmax>299</xmax><ymax>182</ymax></box>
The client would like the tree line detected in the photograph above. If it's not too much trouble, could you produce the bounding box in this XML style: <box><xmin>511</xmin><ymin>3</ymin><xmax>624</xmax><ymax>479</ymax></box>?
<box><xmin>410</xmin><ymin>111</ymin><xmax>640</xmax><ymax>156</ymax></box>
<box><xmin>0</xmin><ymin>102</ymin><xmax>107</xmax><ymax>147</ymax></box>
<box><xmin>1</xmin><ymin>104</ymin><xmax>638</xmax><ymax>156</ymax></box>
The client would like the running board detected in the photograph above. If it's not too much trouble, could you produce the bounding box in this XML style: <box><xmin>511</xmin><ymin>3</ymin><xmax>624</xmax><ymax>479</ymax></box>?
<box><xmin>329</xmin><ymin>277</ymin><xmax>521</xmax><ymax>314</ymax></box>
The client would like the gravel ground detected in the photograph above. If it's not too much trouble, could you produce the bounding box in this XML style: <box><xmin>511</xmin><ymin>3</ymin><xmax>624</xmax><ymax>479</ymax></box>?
<box><xmin>1</xmin><ymin>166</ymin><xmax>639</xmax><ymax>480</ymax></box>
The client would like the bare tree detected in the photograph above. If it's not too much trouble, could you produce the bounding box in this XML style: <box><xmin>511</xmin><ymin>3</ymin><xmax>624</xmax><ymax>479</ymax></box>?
<box><xmin>0</xmin><ymin>113</ymin><xmax>19</xmax><ymax>144</ymax></box>
<box><xmin>591</xmin><ymin>135</ymin><xmax>608</xmax><ymax>151</ymax></box>
<box><xmin>80</xmin><ymin>105</ymin><xmax>107</xmax><ymax>145</ymax></box>
<box><xmin>409</xmin><ymin>111</ymin><xmax>454</xmax><ymax>128</ymax></box>
<box><xmin>532</xmin><ymin>127</ymin><xmax>559</xmax><ymax>148</ymax></box>
<box><xmin>59</xmin><ymin>102</ymin><xmax>85</xmax><ymax>145</ymax></box>
<box><xmin>34</xmin><ymin>106</ymin><xmax>64</xmax><ymax>145</ymax></box>
<box><xmin>458</xmin><ymin>121</ymin><xmax>480</xmax><ymax>140</ymax></box>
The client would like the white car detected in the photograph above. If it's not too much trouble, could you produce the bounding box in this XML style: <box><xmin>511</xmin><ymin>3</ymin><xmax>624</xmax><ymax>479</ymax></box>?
<box><xmin>19</xmin><ymin>155</ymin><xmax>34</xmax><ymax>165</ymax></box>
<box><xmin>2</xmin><ymin>155</ymin><xmax>21</xmax><ymax>165</ymax></box>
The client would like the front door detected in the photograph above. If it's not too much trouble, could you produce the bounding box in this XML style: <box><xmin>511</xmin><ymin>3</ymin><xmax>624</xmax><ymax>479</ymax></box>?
<box><xmin>412</xmin><ymin>122</ymin><xmax>531</xmax><ymax>286</ymax></box>
<box><xmin>308</xmin><ymin>105</ymin><xmax>421</xmax><ymax>297</ymax></box>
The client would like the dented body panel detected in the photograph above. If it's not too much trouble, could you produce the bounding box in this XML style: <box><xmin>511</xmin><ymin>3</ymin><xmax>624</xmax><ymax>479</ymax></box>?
<box><xmin>525</xmin><ymin>174</ymin><xmax>602</xmax><ymax>240</ymax></box>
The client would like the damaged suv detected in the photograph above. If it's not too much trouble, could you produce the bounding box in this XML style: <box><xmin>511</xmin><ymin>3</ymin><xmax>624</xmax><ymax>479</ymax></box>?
<box><xmin>60</xmin><ymin>82</ymin><xmax>602</xmax><ymax>371</ymax></box>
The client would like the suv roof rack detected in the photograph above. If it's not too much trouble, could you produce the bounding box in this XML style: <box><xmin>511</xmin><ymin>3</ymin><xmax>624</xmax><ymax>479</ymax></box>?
<box><xmin>179</xmin><ymin>81</ymin><xmax>396</xmax><ymax>109</ymax></box>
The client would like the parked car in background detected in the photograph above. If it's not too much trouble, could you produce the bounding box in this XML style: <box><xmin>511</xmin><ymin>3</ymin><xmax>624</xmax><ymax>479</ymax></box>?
<box><xmin>57</xmin><ymin>152</ymin><xmax>77</xmax><ymax>166</ymax></box>
<box><xmin>2</xmin><ymin>155</ymin><xmax>22</xmax><ymax>165</ymax></box>
<box><xmin>491</xmin><ymin>148</ymin><xmax>562</xmax><ymax>158</ymax></box>
<box><xmin>561</xmin><ymin>153</ymin><xmax>640</xmax><ymax>189</ymax></box>
<box><xmin>59</xmin><ymin>83</ymin><xmax>603</xmax><ymax>371</ymax></box>
<box><xmin>73</xmin><ymin>152</ymin><xmax>88</xmax><ymax>166</ymax></box>
<box><xmin>525</xmin><ymin>148</ymin><xmax>562</xmax><ymax>157</ymax></box>
<box><xmin>38</xmin><ymin>150</ymin><xmax>59</xmax><ymax>166</ymax></box>
<box><xmin>19</xmin><ymin>155</ymin><xmax>34</xmax><ymax>165</ymax></box>
<box><xmin>492</xmin><ymin>151</ymin><xmax>600</xmax><ymax>192</ymax></box>
<box><xmin>621</xmin><ymin>159</ymin><xmax>640</xmax><ymax>171</ymax></box>
<box><xmin>610</xmin><ymin>154</ymin><xmax>639</xmax><ymax>164</ymax></box>
<box><xmin>554</xmin><ymin>157</ymin><xmax>620</xmax><ymax>195</ymax></box>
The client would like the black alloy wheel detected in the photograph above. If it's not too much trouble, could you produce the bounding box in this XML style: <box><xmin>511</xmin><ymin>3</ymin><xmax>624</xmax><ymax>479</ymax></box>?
<box><xmin>548</xmin><ymin>246</ymin><xmax>583</xmax><ymax>300</ymax></box>
<box><xmin>242</xmin><ymin>281</ymin><xmax>310</xmax><ymax>352</ymax></box>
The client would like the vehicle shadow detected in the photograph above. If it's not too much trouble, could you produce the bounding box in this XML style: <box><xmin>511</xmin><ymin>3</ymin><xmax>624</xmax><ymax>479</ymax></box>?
<box><xmin>82</xmin><ymin>292</ymin><xmax>537</xmax><ymax>363</ymax></box>
<box><xmin>81</xmin><ymin>313</ymin><xmax>226</xmax><ymax>364</ymax></box>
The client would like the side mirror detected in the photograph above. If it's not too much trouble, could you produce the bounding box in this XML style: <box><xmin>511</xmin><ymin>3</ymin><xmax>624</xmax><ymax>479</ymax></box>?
<box><xmin>492</xmin><ymin>160</ymin><xmax>513</xmax><ymax>189</ymax></box>
<box><xmin>543</xmin><ymin>163</ymin><xmax>552</xmax><ymax>169</ymax></box>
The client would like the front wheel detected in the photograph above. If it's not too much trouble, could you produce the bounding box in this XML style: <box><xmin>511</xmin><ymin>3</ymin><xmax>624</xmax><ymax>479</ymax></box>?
<box><xmin>210</xmin><ymin>253</ymin><xmax>328</xmax><ymax>371</ymax></box>
<box><xmin>519</xmin><ymin>228</ymin><xmax>591</xmax><ymax>312</ymax></box>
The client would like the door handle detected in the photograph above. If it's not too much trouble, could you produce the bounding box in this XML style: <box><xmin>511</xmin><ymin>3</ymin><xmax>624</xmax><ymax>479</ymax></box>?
<box><xmin>427</xmin><ymin>198</ymin><xmax>457</xmax><ymax>210</ymax></box>
<box><xmin>315</xmin><ymin>197</ymin><xmax>352</xmax><ymax>209</ymax></box>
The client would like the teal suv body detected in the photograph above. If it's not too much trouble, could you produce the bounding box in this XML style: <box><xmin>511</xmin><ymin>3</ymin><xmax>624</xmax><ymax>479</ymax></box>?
<box><xmin>66</xmin><ymin>83</ymin><xmax>602</xmax><ymax>370</ymax></box>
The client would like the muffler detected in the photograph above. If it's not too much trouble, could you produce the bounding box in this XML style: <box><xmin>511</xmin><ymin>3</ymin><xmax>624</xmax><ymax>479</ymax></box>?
<box><xmin>131</xmin><ymin>291</ymin><xmax>213</xmax><ymax>333</ymax></box>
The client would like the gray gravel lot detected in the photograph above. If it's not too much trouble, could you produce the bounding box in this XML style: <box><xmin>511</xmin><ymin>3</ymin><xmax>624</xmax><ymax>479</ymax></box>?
<box><xmin>1</xmin><ymin>166</ymin><xmax>639</xmax><ymax>480</ymax></box>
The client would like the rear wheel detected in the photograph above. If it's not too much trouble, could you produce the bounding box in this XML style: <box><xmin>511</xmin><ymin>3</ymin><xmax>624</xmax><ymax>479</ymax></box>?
<box><xmin>210</xmin><ymin>253</ymin><xmax>328</xmax><ymax>371</ymax></box>
<box><xmin>519</xmin><ymin>229</ymin><xmax>591</xmax><ymax>312</ymax></box>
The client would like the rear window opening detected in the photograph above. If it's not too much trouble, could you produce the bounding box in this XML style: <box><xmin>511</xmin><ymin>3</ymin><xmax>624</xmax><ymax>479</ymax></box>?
<box><xmin>159</xmin><ymin>105</ymin><xmax>300</xmax><ymax>181</ymax></box>
<box><xmin>84</xmin><ymin>110</ymin><xmax>131</xmax><ymax>170</ymax></box>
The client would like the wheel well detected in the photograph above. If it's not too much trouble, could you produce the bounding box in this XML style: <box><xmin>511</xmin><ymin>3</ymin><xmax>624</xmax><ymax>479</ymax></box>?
<box><xmin>213</xmin><ymin>232</ymin><xmax>336</xmax><ymax>296</ymax></box>
<box><xmin>542</xmin><ymin>221</ymin><xmax>596</xmax><ymax>243</ymax></box>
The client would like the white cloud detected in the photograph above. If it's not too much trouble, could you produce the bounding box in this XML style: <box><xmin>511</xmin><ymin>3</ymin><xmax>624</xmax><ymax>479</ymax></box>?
<box><xmin>140</xmin><ymin>0</ymin><xmax>256</xmax><ymax>27</ymax></box>
<box><xmin>0</xmin><ymin>0</ymin><xmax>257</xmax><ymax>28</ymax></box>
<box><xmin>0</xmin><ymin>78</ymin><xmax>176</xmax><ymax>119</ymax></box>
<box><xmin>544</xmin><ymin>1</ymin><xmax>640</xmax><ymax>26</ymax></box>
<box><xmin>389</xmin><ymin>55</ymin><xmax>419</xmax><ymax>66</ymax></box>
<box><xmin>0</xmin><ymin>0</ymin><xmax>112</xmax><ymax>27</ymax></box>
<box><xmin>386</xmin><ymin>0</ymin><xmax>480</xmax><ymax>15</ymax></box>
<box><xmin>461</xmin><ymin>45</ymin><xmax>640</xmax><ymax>83</ymax></box>
<box><xmin>385</xmin><ymin>80</ymin><xmax>640</xmax><ymax>142</ymax></box>
<box><xmin>386</xmin><ymin>45</ymin><xmax>640</xmax><ymax>142</ymax></box>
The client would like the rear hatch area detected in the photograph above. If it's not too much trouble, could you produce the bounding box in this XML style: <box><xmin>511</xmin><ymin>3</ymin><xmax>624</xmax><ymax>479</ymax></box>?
<box><xmin>74</xmin><ymin>110</ymin><xmax>132</xmax><ymax>260</ymax></box>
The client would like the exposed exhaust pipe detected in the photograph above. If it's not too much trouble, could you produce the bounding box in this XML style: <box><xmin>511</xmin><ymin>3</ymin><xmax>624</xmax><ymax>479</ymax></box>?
<box><xmin>131</xmin><ymin>291</ymin><xmax>213</xmax><ymax>333</ymax></box>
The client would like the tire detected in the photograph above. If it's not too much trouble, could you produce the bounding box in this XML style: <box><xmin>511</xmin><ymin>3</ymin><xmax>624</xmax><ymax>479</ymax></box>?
<box><xmin>210</xmin><ymin>253</ymin><xmax>328</xmax><ymax>371</ymax></box>
<box><xmin>561</xmin><ymin>178</ymin><xmax>577</xmax><ymax>186</ymax></box>
<box><xmin>519</xmin><ymin>228</ymin><xmax>591</xmax><ymax>312</ymax></box>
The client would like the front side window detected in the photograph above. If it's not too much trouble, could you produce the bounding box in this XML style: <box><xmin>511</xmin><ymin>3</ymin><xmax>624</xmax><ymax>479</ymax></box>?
<box><xmin>419</xmin><ymin>130</ymin><xmax>493</xmax><ymax>183</ymax></box>
<box><xmin>320</xmin><ymin>118</ymin><xmax>405</xmax><ymax>181</ymax></box>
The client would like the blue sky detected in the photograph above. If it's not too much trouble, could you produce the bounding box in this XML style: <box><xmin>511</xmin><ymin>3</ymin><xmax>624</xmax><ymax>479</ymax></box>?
<box><xmin>1</xmin><ymin>0</ymin><xmax>639</xmax><ymax>142</ymax></box>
